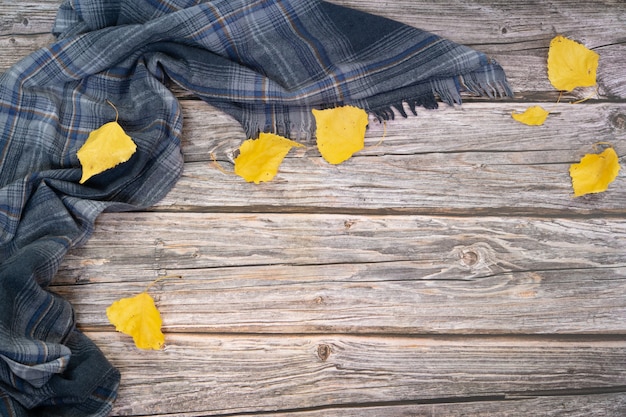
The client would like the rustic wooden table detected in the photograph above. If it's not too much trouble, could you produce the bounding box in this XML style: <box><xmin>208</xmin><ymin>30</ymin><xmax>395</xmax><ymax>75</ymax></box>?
<box><xmin>3</xmin><ymin>1</ymin><xmax>626</xmax><ymax>415</ymax></box>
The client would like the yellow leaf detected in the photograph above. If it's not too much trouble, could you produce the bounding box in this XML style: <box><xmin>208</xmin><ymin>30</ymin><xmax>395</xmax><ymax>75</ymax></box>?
<box><xmin>77</xmin><ymin>103</ymin><xmax>137</xmax><ymax>184</ymax></box>
<box><xmin>569</xmin><ymin>147</ymin><xmax>620</xmax><ymax>197</ymax></box>
<box><xmin>512</xmin><ymin>106</ymin><xmax>550</xmax><ymax>126</ymax></box>
<box><xmin>547</xmin><ymin>35</ymin><xmax>599</xmax><ymax>92</ymax></box>
<box><xmin>313</xmin><ymin>106</ymin><xmax>368</xmax><ymax>164</ymax></box>
<box><xmin>234</xmin><ymin>132</ymin><xmax>303</xmax><ymax>184</ymax></box>
<box><xmin>106</xmin><ymin>292</ymin><xmax>164</xmax><ymax>350</ymax></box>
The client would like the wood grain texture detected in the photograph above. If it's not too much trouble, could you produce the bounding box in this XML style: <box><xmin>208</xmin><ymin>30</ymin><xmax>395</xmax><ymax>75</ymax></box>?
<box><xmin>57</xmin><ymin>213</ymin><xmax>626</xmax><ymax>282</ymax></box>
<box><xmin>57</xmin><ymin>265</ymin><xmax>626</xmax><ymax>334</ymax></box>
<box><xmin>85</xmin><ymin>333</ymin><xmax>626</xmax><ymax>416</ymax></box>
<box><xmin>2</xmin><ymin>0</ymin><xmax>626</xmax><ymax>416</ymax></box>
<box><xmin>0</xmin><ymin>1</ymin><xmax>59</xmax><ymax>35</ymax></box>
<box><xmin>161</xmin><ymin>101</ymin><xmax>626</xmax><ymax>215</ymax></box>
<box><xmin>179</xmin><ymin>100</ymin><xmax>626</xmax><ymax>160</ymax></box>
<box><xmin>149</xmin><ymin>394</ymin><xmax>626</xmax><ymax>417</ymax></box>
<box><xmin>54</xmin><ymin>212</ymin><xmax>626</xmax><ymax>333</ymax></box>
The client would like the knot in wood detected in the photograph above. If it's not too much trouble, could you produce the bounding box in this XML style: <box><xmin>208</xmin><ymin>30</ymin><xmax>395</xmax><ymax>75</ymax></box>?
<box><xmin>610</xmin><ymin>112</ymin><xmax>626</xmax><ymax>130</ymax></box>
<box><xmin>453</xmin><ymin>242</ymin><xmax>498</xmax><ymax>272</ymax></box>
<box><xmin>461</xmin><ymin>250</ymin><xmax>479</xmax><ymax>267</ymax></box>
<box><xmin>344</xmin><ymin>219</ymin><xmax>357</xmax><ymax>230</ymax></box>
<box><xmin>317</xmin><ymin>344</ymin><xmax>332</xmax><ymax>361</ymax></box>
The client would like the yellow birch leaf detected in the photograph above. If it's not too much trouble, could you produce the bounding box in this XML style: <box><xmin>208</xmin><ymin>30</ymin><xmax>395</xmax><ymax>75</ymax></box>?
<box><xmin>569</xmin><ymin>147</ymin><xmax>620</xmax><ymax>197</ymax></box>
<box><xmin>106</xmin><ymin>292</ymin><xmax>164</xmax><ymax>350</ymax></box>
<box><xmin>234</xmin><ymin>132</ymin><xmax>304</xmax><ymax>184</ymax></box>
<box><xmin>512</xmin><ymin>106</ymin><xmax>550</xmax><ymax>126</ymax></box>
<box><xmin>313</xmin><ymin>106</ymin><xmax>368</xmax><ymax>164</ymax></box>
<box><xmin>547</xmin><ymin>35</ymin><xmax>599</xmax><ymax>92</ymax></box>
<box><xmin>77</xmin><ymin>103</ymin><xmax>137</xmax><ymax>184</ymax></box>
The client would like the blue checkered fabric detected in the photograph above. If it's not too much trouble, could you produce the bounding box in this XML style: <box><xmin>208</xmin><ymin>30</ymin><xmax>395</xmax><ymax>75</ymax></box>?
<box><xmin>0</xmin><ymin>0</ymin><xmax>511</xmax><ymax>415</ymax></box>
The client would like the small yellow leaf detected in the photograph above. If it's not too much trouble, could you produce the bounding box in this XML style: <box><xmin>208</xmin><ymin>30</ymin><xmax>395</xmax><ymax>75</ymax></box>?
<box><xmin>313</xmin><ymin>106</ymin><xmax>368</xmax><ymax>164</ymax></box>
<box><xmin>234</xmin><ymin>132</ymin><xmax>304</xmax><ymax>184</ymax></box>
<box><xmin>547</xmin><ymin>35</ymin><xmax>599</xmax><ymax>92</ymax></box>
<box><xmin>512</xmin><ymin>106</ymin><xmax>550</xmax><ymax>126</ymax></box>
<box><xmin>77</xmin><ymin>120</ymin><xmax>137</xmax><ymax>184</ymax></box>
<box><xmin>106</xmin><ymin>292</ymin><xmax>164</xmax><ymax>350</ymax></box>
<box><xmin>569</xmin><ymin>147</ymin><xmax>620</xmax><ymax>197</ymax></box>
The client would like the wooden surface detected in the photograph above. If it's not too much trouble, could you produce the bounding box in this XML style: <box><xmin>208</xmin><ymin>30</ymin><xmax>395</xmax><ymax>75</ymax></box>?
<box><xmin>3</xmin><ymin>1</ymin><xmax>626</xmax><ymax>416</ymax></box>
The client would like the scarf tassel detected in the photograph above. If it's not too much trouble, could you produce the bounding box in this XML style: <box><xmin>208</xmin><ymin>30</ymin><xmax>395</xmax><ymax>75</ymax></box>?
<box><xmin>371</xmin><ymin>63</ymin><xmax>512</xmax><ymax>122</ymax></box>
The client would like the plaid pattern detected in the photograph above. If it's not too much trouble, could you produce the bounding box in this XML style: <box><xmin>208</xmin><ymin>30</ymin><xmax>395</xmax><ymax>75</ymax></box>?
<box><xmin>0</xmin><ymin>0</ymin><xmax>511</xmax><ymax>415</ymax></box>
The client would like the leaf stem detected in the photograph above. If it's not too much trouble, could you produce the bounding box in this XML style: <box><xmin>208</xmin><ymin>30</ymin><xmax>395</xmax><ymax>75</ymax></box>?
<box><xmin>570</xmin><ymin>85</ymin><xmax>599</xmax><ymax>104</ymax></box>
<box><xmin>364</xmin><ymin>121</ymin><xmax>387</xmax><ymax>151</ymax></box>
<box><xmin>210</xmin><ymin>152</ymin><xmax>235</xmax><ymax>176</ymax></box>
<box><xmin>106</xmin><ymin>99</ymin><xmax>119</xmax><ymax>122</ymax></box>
<box><xmin>591</xmin><ymin>141</ymin><xmax>614</xmax><ymax>152</ymax></box>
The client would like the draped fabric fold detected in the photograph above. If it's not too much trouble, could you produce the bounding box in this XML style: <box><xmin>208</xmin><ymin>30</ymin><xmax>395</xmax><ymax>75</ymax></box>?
<box><xmin>0</xmin><ymin>0</ymin><xmax>511</xmax><ymax>415</ymax></box>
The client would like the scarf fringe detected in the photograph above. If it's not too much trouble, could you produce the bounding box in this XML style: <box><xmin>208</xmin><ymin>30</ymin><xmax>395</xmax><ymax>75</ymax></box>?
<box><xmin>371</xmin><ymin>64</ymin><xmax>513</xmax><ymax>122</ymax></box>
<box><xmin>247</xmin><ymin>63</ymin><xmax>513</xmax><ymax>137</ymax></box>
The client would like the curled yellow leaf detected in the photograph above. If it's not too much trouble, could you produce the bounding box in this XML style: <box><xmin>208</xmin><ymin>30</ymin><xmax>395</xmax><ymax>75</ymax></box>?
<box><xmin>511</xmin><ymin>106</ymin><xmax>550</xmax><ymax>126</ymax></box>
<box><xmin>234</xmin><ymin>132</ymin><xmax>304</xmax><ymax>184</ymax></box>
<box><xmin>77</xmin><ymin>104</ymin><xmax>137</xmax><ymax>184</ymax></box>
<box><xmin>569</xmin><ymin>147</ymin><xmax>620</xmax><ymax>197</ymax></box>
<box><xmin>313</xmin><ymin>106</ymin><xmax>368</xmax><ymax>164</ymax></box>
<box><xmin>547</xmin><ymin>35</ymin><xmax>599</xmax><ymax>92</ymax></box>
<box><xmin>106</xmin><ymin>292</ymin><xmax>164</xmax><ymax>350</ymax></box>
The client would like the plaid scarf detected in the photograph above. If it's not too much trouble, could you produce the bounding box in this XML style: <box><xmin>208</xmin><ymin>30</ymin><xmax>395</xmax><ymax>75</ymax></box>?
<box><xmin>0</xmin><ymin>0</ymin><xmax>511</xmax><ymax>415</ymax></box>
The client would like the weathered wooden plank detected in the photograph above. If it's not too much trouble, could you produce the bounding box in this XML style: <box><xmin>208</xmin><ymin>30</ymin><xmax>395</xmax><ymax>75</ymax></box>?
<box><xmin>3</xmin><ymin>2</ymin><xmax>625</xmax><ymax>417</ymax></box>
<box><xmin>179</xmin><ymin>100</ymin><xmax>626</xmax><ymax>159</ymax></box>
<box><xmin>0</xmin><ymin>1</ymin><xmax>59</xmax><ymax>35</ymax></box>
<box><xmin>84</xmin><ymin>333</ymin><xmax>626</xmax><ymax>416</ymax></box>
<box><xmin>215</xmin><ymin>393</ymin><xmax>626</xmax><ymax>417</ymax></box>
<box><xmin>162</xmin><ymin>102</ymin><xmax>626</xmax><ymax>214</ymax></box>
<box><xmin>57</xmin><ymin>213</ymin><xmax>626</xmax><ymax>282</ymax></box>
<box><xmin>149</xmin><ymin>393</ymin><xmax>626</xmax><ymax>417</ymax></box>
<box><xmin>54</xmin><ymin>213</ymin><xmax>626</xmax><ymax>334</ymax></box>
<box><xmin>1</xmin><ymin>1</ymin><xmax>624</xmax><ymax>97</ymax></box>
<box><xmin>57</xmin><ymin>265</ymin><xmax>626</xmax><ymax>334</ymax></box>
<box><xmin>597</xmin><ymin>44</ymin><xmax>626</xmax><ymax>99</ymax></box>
